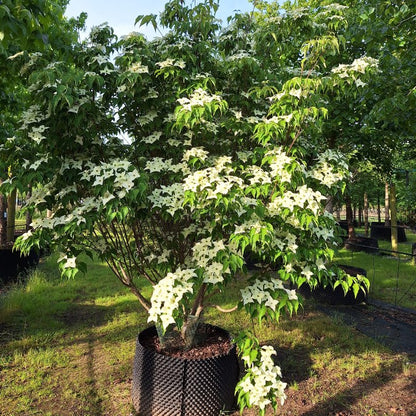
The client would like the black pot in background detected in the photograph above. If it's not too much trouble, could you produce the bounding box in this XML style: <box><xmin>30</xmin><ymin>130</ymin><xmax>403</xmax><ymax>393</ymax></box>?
<box><xmin>132</xmin><ymin>324</ymin><xmax>239</xmax><ymax>416</ymax></box>
<box><xmin>300</xmin><ymin>265</ymin><xmax>368</xmax><ymax>306</ymax></box>
<box><xmin>0</xmin><ymin>248</ymin><xmax>40</xmax><ymax>283</ymax></box>
<box><xmin>344</xmin><ymin>236</ymin><xmax>379</xmax><ymax>254</ymax></box>
<box><xmin>370</xmin><ymin>222</ymin><xmax>407</xmax><ymax>242</ymax></box>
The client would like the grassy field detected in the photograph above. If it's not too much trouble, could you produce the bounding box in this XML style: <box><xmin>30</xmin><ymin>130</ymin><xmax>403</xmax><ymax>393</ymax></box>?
<box><xmin>1</xmin><ymin>254</ymin><xmax>415</xmax><ymax>416</ymax></box>
<box><xmin>334</xmin><ymin>229</ymin><xmax>416</xmax><ymax>310</ymax></box>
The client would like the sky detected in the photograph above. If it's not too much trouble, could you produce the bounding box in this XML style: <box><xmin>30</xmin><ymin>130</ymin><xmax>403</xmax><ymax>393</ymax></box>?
<box><xmin>64</xmin><ymin>0</ymin><xmax>255</xmax><ymax>39</ymax></box>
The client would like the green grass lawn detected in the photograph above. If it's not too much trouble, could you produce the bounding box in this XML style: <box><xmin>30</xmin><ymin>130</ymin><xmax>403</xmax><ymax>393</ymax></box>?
<box><xmin>334</xmin><ymin>229</ymin><xmax>416</xmax><ymax>310</ymax></box>
<box><xmin>1</xmin><ymin>254</ymin><xmax>415</xmax><ymax>415</ymax></box>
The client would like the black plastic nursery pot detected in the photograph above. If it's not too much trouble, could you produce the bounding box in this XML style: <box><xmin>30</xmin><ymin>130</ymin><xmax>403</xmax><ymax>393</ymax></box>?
<box><xmin>300</xmin><ymin>265</ymin><xmax>368</xmax><ymax>306</ymax></box>
<box><xmin>0</xmin><ymin>247</ymin><xmax>40</xmax><ymax>283</ymax></box>
<box><xmin>370</xmin><ymin>222</ymin><xmax>407</xmax><ymax>242</ymax></box>
<box><xmin>344</xmin><ymin>236</ymin><xmax>379</xmax><ymax>254</ymax></box>
<box><xmin>337</xmin><ymin>220</ymin><xmax>358</xmax><ymax>234</ymax></box>
<box><xmin>132</xmin><ymin>324</ymin><xmax>239</xmax><ymax>416</ymax></box>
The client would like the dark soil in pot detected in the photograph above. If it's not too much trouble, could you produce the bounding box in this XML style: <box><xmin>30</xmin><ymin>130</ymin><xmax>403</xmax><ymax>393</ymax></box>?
<box><xmin>140</xmin><ymin>323</ymin><xmax>233</xmax><ymax>360</ymax></box>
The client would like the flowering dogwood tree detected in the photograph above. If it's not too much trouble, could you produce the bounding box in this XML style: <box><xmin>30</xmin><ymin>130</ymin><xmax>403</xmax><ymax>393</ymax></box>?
<box><xmin>7</xmin><ymin>1</ymin><xmax>376</xmax><ymax>413</ymax></box>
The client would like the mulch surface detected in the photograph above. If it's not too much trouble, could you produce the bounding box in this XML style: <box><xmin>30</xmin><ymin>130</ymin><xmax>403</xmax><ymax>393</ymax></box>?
<box><xmin>140</xmin><ymin>324</ymin><xmax>233</xmax><ymax>360</ymax></box>
<box><xmin>319</xmin><ymin>299</ymin><xmax>416</xmax><ymax>361</ymax></box>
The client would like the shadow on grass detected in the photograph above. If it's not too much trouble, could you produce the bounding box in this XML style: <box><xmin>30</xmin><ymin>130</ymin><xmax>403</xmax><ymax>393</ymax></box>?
<box><xmin>254</xmin><ymin>305</ymin><xmax>416</xmax><ymax>416</ymax></box>
<box><xmin>274</xmin><ymin>344</ymin><xmax>314</xmax><ymax>384</ymax></box>
<box><xmin>0</xmin><ymin>255</ymin><xmax>148</xmax><ymax>342</ymax></box>
<box><xmin>300</xmin><ymin>360</ymin><xmax>414</xmax><ymax>416</ymax></box>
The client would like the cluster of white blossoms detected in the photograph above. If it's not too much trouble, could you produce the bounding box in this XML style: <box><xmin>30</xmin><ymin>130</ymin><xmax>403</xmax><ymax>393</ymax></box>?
<box><xmin>23</xmin><ymin>154</ymin><xmax>49</xmax><ymax>171</ymax></box>
<box><xmin>128</xmin><ymin>62</ymin><xmax>149</xmax><ymax>74</ymax></box>
<box><xmin>227</xmin><ymin>50</ymin><xmax>259</xmax><ymax>64</ymax></box>
<box><xmin>57</xmin><ymin>253</ymin><xmax>77</xmax><ymax>270</ymax></box>
<box><xmin>308</xmin><ymin>161</ymin><xmax>344</xmax><ymax>186</ymax></box>
<box><xmin>80</xmin><ymin>159</ymin><xmax>140</xmax><ymax>200</ymax></box>
<box><xmin>147</xmin><ymin>268</ymin><xmax>196</xmax><ymax>330</ymax></box>
<box><xmin>141</xmin><ymin>131</ymin><xmax>162</xmax><ymax>144</ymax></box>
<box><xmin>245</xmin><ymin>166</ymin><xmax>272</xmax><ymax>185</ymax></box>
<box><xmin>183</xmin><ymin>147</ymin><xmax>209</xmax><ymax>163</ymax></box>
<box><xmin>156</xmin><ymin>58</ymin><xmax>186</xmax><ymax>69</ymax></box>
<box><xmin>307</xmin><ymin>149</ymin><xmax>349</xmax><ymax>187</ymax></box>
<box><xmin>241</xmin><ymin>278</ymin><xmax>297</xmax><ymax>311</ymax></box>
<box><xmin>265</xmin><ymin>147</ymin><xmax>293</xmax><ymax>183</ymax></box>
<box><xmin>145</xmin><ymin>157</ymin><xmax>188</xmax><ymax>174</ymax></box>
<box><xmin>29</xmin><ymin>196</ymin><xmax>98</xmax><ymax>231</ymax></box>
<box><xmin>331</xmin><ymin>56</ymin><xmax>379</xmax><ymax>78</ymax></box>
<box><xmin>177</xmin><ymin>88</ymin><xmax>222</xmax><ymax>112</ymax></box>
<box><xmin>25</xmin><ymin>182</ymin><xmax>55</xmax><ymax>207</ymax></box>
<box><xmin>27</xmin><ymin>125</ymin><xmax>48</xmax><ymax>144</ymax></box>
<box><xmin>137</xmin><ymin>110</ymin><xmax>158</xmax><ymax>126</ymax></box>
<box><xmin>148</xmin><ymin>183</ymin><xmax>185</xmax><ymax>216</ymax></box>
<box><xmin>238</xmin><ymin>345</ymin><xmax>287</xmax><ymax>410</ymax></box>
<box><xmin>233</xmin><ymin>215</ymin><xmax>265</xmax><ymax>236</ymax></box>
<box><xmin>267</xmin><ymin>184</ymin><xmax>325</xmax><ymax>217</ymax></box>
<box><xmin>20</xmin><ymin>105</ymin><xmax>45</xmax><ymax>129</ymax></box>
<box><xmin>192</xmin><ymin>238</ymin><xmax>230</xmax><ymax>284</ymax></box>
<box><xmin>183</xmin><ymin>156</ymin><xmax>243</xmax><ymax>200</ymax></box>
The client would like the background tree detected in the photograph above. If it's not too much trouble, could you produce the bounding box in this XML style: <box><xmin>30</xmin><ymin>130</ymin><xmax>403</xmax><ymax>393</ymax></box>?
<box><xmin>0</xmin><ymin>0</ymin><xmax>82</xmax><ymax>245</ymax></box>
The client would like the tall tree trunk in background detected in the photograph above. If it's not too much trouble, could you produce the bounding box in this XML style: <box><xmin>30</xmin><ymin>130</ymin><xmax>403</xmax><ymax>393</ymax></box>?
<box><xmin>358</xmin><ymin>205</ymin><xmax>363</xmax><ymax>227</ymax></box>
<box><xmin>384</xmin><ymin>182</ymin><xmax>390</xmax><ymax>226</ymax></box>
<box><xmin>390</xmin><ymin>183</ymin><xmax>398</xmax><ymax>255</ymax></box>
<box><xmin>336</xmin><ymin>208</ymin><xmax>341</xmax><ymax>221</ymax></box>
<box><xmin>325</xmin><ymin>196</ymin><xmax>334</xmax><ymax>214</ymax></box>
<box><xmin>364</xmin><ymin>192</ymin><xmax>369</xmax><ymax>236</ymax></box>
<box><xmin>7</xmin><ymin>188</ymin><xmax>17</xmax><ymax>243</ymax></box>
<box><xmin>345</xmin><ymin>195</ymin><xmax>355</xmax><ymax>238</ymax></box>
<box><xmin>25</xmin><ymin>187</ymin><xmax>32</xmax><ymax>231</ymax></box>
<box><xmin>0</xmin><ymin>185</ymin><xmax>7</xmax><ymax>247</ymax></box>
<box><xmin>377</xmin><ymin>195</ymin><xmax>381</xmax><ymax>222</ymax></box>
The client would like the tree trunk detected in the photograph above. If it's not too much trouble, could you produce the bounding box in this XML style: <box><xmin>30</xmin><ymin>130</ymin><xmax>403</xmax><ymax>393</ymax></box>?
<box><xmin>377</xmin><ymin>195</ymin><xmax>381</xmax><ymax>222</ymax></box>
<box><xmin>345</xmin><ymin>195</ymin><xmax>355</xmax><ymax>238</ymax></box>
<box><xmin>325</xmin><ymin>196</ymin><xmax>334</xmax><ymax>214</ymax></box>
<box><xmin>358</xmin><ymin>206</ymin><xmax>363</xmax><ymax>227</ymax></box>
<box><xmin>25</xmin><ymin>186</ymin><xmax>32</xmax><ymax>231</ymax></box>
<box><xmin>0</xmin><ymin>190</ymin><xmax>7</xmax><ymax>247</ymax></box>
<box><xmin>384</xmin><ymin>182</ymin><xmax>390</xmax><ymax>226</ymax></box>
<box><xmin>336</xmin><ymin>208</ymin><xmax>341</xmax><ymax>221</ymax></box>
<box><xmin>390</xmin><ymin>183</ymin><xmax>398</xmax><ymax>255</ymax></box>
<box><xmin>7</xmin><ymin>188</ymin><xmax>17</xmax><ymax>243</ymax></box>
<box><xmin>364</xmin><ymin>192</ymin><xmax>369</xmax><ymax>237</ymax></box>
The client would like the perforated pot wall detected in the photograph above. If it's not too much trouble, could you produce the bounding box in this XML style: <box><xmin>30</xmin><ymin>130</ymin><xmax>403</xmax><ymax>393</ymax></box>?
<box><xmin>131</xmin><ymin>325</ymin><xmax>239</xmax><ymax>416</ymax></box>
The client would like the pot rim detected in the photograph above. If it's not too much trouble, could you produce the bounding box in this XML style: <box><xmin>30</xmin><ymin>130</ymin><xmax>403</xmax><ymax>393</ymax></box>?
<box><xmin>137</xmin><ymin>324</ymin><xmax>236</xmax><ymax>362</ymax></box>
